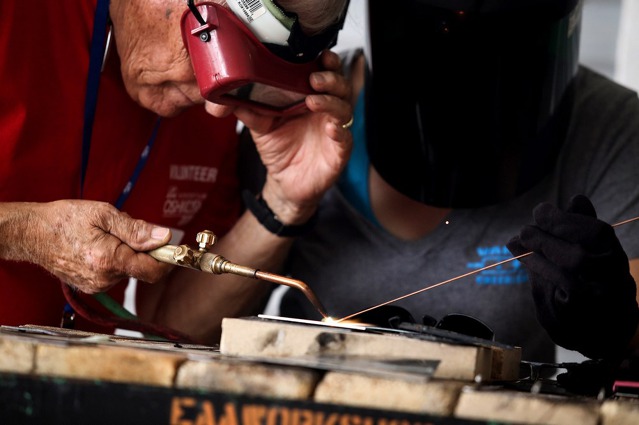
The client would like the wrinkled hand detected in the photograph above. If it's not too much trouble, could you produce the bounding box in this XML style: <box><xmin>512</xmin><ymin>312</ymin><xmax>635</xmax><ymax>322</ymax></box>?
<box><xmin>507</xmin><ymin>195</ymin><xmax>639</xmax><ymax>360</ymax></box>
<box><xmin>30</xmin><ymin>200</ymin><xmax>173</xmax><ymax>294</ymax></box>
<box><xmin>208</xmin><ymin>50</ymin><xmax>353</xmax><ymax>223</ymax></box>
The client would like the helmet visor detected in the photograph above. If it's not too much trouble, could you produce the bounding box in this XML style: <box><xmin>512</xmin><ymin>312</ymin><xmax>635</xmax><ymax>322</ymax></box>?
<box><xmin>366</xmin><ymin>0</ymin><xmax>582</xmax><ymax>207</ymax></box>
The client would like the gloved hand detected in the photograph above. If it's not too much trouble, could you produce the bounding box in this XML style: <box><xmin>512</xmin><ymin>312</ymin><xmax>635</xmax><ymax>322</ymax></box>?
<box><xmin>507</xmin><ymin>194</ymin><xmax>639</xmax><ymax>360</ymax></box>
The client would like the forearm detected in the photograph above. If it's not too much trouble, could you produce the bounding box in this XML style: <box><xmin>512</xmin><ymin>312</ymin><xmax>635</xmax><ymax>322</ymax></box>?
<box><xmin>0</xmin><ymin>202</ymin><xmax>39</xmax><ymax>262</ymax></box>
<box><xmin>143</xmin><ymin>49</ymin><xmax>353</xmax><ymax>344</ymax></box>
<box><xmin>0</xmin><ymin>200</ymin><xmax>174</xmax><ymax>294</ymax></box>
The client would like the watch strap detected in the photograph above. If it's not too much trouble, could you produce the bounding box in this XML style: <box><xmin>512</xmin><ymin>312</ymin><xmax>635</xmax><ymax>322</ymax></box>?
<box><xmin>242</xmin><ymin>190</ymin><xmax>317</xmax><ymax>237</ymax></box>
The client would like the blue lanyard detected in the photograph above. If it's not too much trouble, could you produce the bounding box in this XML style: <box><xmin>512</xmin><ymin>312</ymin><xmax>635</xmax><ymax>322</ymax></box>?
<box><xmin>80</xmin><ymin>0</ymin><xmax>160</xmax><ymax>209</ymax></box>
<box><xmin>63</xmin><ymin>0</ymin><xmax>162</xmax><ymax>328</ymax></box>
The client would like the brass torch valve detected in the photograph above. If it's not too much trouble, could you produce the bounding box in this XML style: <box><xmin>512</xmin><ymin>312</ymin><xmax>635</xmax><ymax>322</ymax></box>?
<box><xmin>150</xmin><ymin>230</ymin><xmax>216</xmax><ymax>271</ymax></box>
<box><xmin>147</xmin><ymin>231</ymin><xmax>328</xmax><ymax>318</ymax></box>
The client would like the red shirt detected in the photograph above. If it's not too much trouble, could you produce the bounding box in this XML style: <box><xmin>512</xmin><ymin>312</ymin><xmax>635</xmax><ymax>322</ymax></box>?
<box><xmin>0</xmin><ymin>2</ymin><xmax>241</xmax><ymax>330</ymax></box>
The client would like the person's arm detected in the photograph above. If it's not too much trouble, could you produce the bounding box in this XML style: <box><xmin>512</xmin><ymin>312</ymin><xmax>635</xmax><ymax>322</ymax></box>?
<box><xmin>137</xmin><ymin>50</ymin><xmax>354</xmax><ymax>344</ymax></box>
<box><xmin>0</xmin><ymin>200</ymin><xmax>173</xmax><ymax>294</ymax></box>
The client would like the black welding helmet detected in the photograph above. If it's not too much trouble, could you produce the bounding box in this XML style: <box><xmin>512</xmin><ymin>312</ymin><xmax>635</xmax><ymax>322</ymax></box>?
<box><xmin>365</xmin><ymin>0</ymin><xmax>582</xmax><ymax>207</ymax></box>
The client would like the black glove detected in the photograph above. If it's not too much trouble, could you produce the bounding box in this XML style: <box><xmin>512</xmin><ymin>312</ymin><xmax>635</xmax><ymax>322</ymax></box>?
<box><xmin>507</xmin><ymin>194</ymin><xmax>639</xmax><ymax>360</ymax></box>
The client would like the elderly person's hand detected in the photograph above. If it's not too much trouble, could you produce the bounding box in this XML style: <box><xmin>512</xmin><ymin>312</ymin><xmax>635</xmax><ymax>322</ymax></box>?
<box><xmin>507</xmin><ymin>195</ymin><xmax>639</xmax><ymax>360</ymax></box>
<box><xmin>3</xmin><ymin>200</ymin><xmax>173</xmax><ymax>294</ymax></box>
<box><xmin>207</xmin><ymin>50</ymin><xmax>353</xmax><ymax>226</ymax></box>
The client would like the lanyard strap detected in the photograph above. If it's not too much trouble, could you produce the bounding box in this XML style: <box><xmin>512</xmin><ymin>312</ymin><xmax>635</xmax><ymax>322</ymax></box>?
<box><xmin>114</xmin><ymin>117</ymin><xmax>161</xmax><ymax>209</ymax></box>
<box><xmin>80</xmin><ymin>0</ymin><xmax>111</xmax><ymax>199</ymax></box>
<box><xmin>80</xmin><ymin>0</ymin><xmax>160</xmax><ymax>207</ymax></box>
<box><xmin>64</xmin><ymin>0</ymin><xmax>165</xmax><ymax>334</ymax></box>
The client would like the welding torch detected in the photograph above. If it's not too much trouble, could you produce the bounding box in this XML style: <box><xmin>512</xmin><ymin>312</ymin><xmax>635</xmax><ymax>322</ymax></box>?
<box><xmin>147</xmin><ymin>230</ymin><xmax>328</xmax><ymax>319</ymax></box>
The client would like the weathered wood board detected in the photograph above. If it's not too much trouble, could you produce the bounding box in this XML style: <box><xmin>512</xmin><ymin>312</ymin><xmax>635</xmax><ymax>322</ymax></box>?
<box><xmin>220</xmin><ymin>316</ymin><xmax>521</xmax><ymax>381</ymax></box>
<box><xmin>454</xmin><ymin>386</ymin><xmax>601</xmax><ymax>425</ymax></box>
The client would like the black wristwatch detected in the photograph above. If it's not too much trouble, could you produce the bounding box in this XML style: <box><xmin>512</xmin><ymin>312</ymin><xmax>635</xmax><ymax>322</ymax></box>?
<box><xmin>242</xmin><ymin>190</ymin><xmax>317</xmax><ymax>237</ymax></box>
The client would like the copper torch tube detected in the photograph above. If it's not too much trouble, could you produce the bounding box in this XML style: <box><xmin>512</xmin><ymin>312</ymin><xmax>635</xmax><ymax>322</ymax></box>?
<box><xmin>200</xmin><ymin>252</ymin><xmax>329</xmax><ymax>319</ymax></box>
<box><xmin>148</xmin><ymin>247</ymin><xmax>328</xmax><ymax>319</ymax></box>
<box><xmin>254</xmin><ymin>270</ymin><xmax>328</xmax><ymax>319</ymax></box>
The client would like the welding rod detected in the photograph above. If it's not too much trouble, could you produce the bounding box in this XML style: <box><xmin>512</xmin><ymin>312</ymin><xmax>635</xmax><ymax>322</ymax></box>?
<box><xmin>336</xmin><ymin>214</ymin><xmax>639</xmax><ymax>323</ymax></box>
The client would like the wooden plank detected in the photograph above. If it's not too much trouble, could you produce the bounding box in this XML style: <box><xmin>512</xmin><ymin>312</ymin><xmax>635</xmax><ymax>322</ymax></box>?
<box><xmin>454</xmin><ymin>386</ymin><xmax>600</xmax><ymax>425</ymax></box>
<box><xmin>220</xmin><ymin>317</ymin><xmax>496</xmax><ymax>381</ymax></box>
<box><xmin>0</xmin><ymin>331</ymin><xmax>36</xmax><ymax>374</ymax></box>
<box><xmin>36</xmin><ymin>343</ymin><xmax>185</xmax><ymax>387</ymax></box>
<box><xmin>315</xmin><ymin>372</ymin><xmax>465</xmax><ymax>415</ymax></box>
<box><xmin>0</xmin><ymin>325</ymin><xmax>320</xmax><ymax>399</ymax></box>
<box><xmin>601</xmin><ymin>398</ymin><xmax>639</xmax><ymax>425</ymax></box>
<box><xmin>398</xmin><ymin>322</ymin><xmax>522</xmax><ymax>381</ymax></box>
<box><xmin>176</xmin><ymin>358</ymin><xmax>320</xmax><ymax>399</ymax></box>
<box><xmin>490</xmin><ymin>345</ymin><xmax>521</xmax><ymax>381</ymax></box>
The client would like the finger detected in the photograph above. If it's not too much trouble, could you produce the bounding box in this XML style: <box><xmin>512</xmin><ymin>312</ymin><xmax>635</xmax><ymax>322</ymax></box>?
<box><xmin>113</xmin><ymin>242</ymin><xmax>174</xmax><ymax>284</ymax></box>
<box><xmin>515</xmin><ymin>240</ymin><xmax>567</xmax><ymax>281</ymax></box>
<box><xmin>319</xmin><ymin>49</ymin><xmax>342</xmax><ymax>71</ymax></box>
<box><xmin>304</xmin><ymin>98</ymin><xmax>353</xmax><ymax>140</ymax></box>
<box><xmin>506</xmin><ymin>235</ymin><xmax>527</xmax><ymax>256</ymax></box>
<box><xmin>204</xmin><ymin>101</ymin><xmax>234</xmax><ymax>118</ymax></box>
<box><xmin>515</xmin><ymin>250</ymin><xmax>575</xmax><ymax>316</ymax></box>
<box><xmin>105</xmin><ymin>212</ymin><xmax>172</xmax><ymax>251</ymax></box>
<box><xmin>518</xmin><ymin>224</ymin><xmax>590</xmax><ymax>271</ymax></box>
<box><xmin>532</xmin><ymin>201</ymin><xmax>609</xmax><ymax>246</ymax></box>
<box><xmin>233</xmin><ymin>107</ymin><xmax>278</xmax><ymax>135</ymax></box>
<box><xmin>306</xmin><ymin>93</ymin><xmax>352</xmax><ymax>124</ymax></box>
<box><xmin>566</xmin><ymin>194</ymin><xmax>597</xmax><ymax>218</ymax></box>
<box><xmin>131</xmin><ymin>255</ymin><xmax>174</xmax><ymax>284</ymax></box>
<box><xmin>310</xmin><ymin>70</ymin><xmax>351</xmax><ymax>99</ymax></box>
<box><xmin>322</xmin><ymin>121</ymin><xmax>354</xmax><ymax>145</ymax></box>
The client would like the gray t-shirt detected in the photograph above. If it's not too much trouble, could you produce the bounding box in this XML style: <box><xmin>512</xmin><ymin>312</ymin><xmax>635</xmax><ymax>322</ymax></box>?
<box><xmin>281</xmin><ymin>66</ymin><xmax>639</xmax><ymax>362</ymax></box>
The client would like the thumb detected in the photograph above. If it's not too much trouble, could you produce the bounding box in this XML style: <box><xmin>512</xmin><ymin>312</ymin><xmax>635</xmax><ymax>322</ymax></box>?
<box><xmin>108</xmin><ymin>213</ymin><xmax>172</xmax><ymax>251</ymax></box>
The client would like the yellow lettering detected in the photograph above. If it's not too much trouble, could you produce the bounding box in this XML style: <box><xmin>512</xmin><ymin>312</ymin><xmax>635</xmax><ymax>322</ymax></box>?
<box><xmin>170</xmin><ymin>397</ymin><xmax>196</xmax><ymax>425</ymax></box>
<box><xmin>320</xmin><ymin>413</ymin><xmax>340</xmax><ymax>425</ymax></box>
<box><xmin>171</xmin><ymin>398</ymin><xmax>431</xmax><ymax>425</ymax></box>
<box><xmin>340</xmin><ymin>415</ymin><xmax>354</xmax><ymax>425</ymax></box>
<box><xmin>242</xmin><ymin>405</ymin><xmax>254</xmax><ymax>425</ymax></box>
<box><xmin>194</xmin><ymin>401</ymin><xmax>216</xmax><ymax>425</ymax></box>
<box><xmin>342</xmin><ymin>415</ymin><xmax>375</xmax><ymax>425</ymax></box>
<box><xmin>244</xmin><ymin>405</ymin><xmax>267</xmax><ymax>425</ymax></box>
<box><xmin>378</xmin><ymin>420</ymin><xmax>406</xmax><ymax>425</ymax></box>
<box><xmin>266</xmin><ymin>406</ymin><xmax>285</xmax><ymax>425</ymax></box>
<box><xmin>219</xmin><ymin>402</ymin><xmax>240</xmax><ymax>425</ymax></box>
<box><xmin>295</xmin><ymin>409</ymin><xmax>314</xmax><ymax>425</ymax></box>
